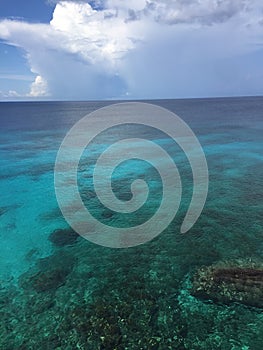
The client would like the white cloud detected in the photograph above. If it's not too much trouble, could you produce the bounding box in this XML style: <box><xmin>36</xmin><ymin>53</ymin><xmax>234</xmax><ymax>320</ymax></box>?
<box><xmin>49</xmin><ymin>2</ymin><xmax>139</xmax><ymax>67</ymax></box>
<box><xmin>0</xmin><ymin>0</ymin><xmax>262</xmax><ymax>99</ymax></box>
<box><xmin>139</xmin><ymin>0</ymin><xmax>248</xmax><ymax>25</ymax></box>
<box><xmin>0</xmin><ymin>89</ymin><xmax>22</xmax><ymax>100</ymax></box>
<box><xmin>28</xmin><ymin>75</ymin><xmax>49</xmax><ymax>97</ymax></box>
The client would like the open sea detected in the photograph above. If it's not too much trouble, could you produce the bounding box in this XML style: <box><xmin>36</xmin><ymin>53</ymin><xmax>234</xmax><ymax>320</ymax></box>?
<box><xmin>0</xmin><ymin>97</ymin><xmax>262</xmax><ymax>349</ymax></box>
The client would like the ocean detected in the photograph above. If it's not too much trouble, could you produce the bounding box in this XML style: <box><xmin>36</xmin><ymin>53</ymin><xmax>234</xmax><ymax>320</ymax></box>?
<box><xmin>0</xmin><ymin>97</ymin><xmax>262</xmax><ymax>349</ymax></box>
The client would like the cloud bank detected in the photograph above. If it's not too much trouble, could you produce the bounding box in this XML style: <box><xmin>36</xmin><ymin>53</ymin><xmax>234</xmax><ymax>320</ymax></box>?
<box><xmin>0</xmin><ymin>0</ymin><xmax>262</xmax><ymax>99</ymax></box>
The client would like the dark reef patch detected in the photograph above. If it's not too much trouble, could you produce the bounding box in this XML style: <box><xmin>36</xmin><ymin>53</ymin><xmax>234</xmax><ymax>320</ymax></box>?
<box><xmin>19</xmin><ymin>251</ymin><xmax>76</xmax><ymax>293</ymax></box>
<box><xmin>0</xmin><ymin>206</ymin><xmax>9</xmax><ymax>217</ymax></box>
<box><xmin>48</xmin><ymin>227</ymin><xmax>79</xmax><ymax>247</ymax></box>
<box><xmin>26</xmin><ymin>268</ymin><xmax>70</xmax><ymax>293</ymax></box>
<box><xmin>38</xmin><ymin>207</ymin><xmax>64</xmax><ymax>221</ymax></box>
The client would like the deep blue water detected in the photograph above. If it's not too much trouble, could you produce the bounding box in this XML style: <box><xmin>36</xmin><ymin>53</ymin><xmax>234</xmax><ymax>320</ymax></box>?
<box><xmin>0</xmin><ymin>97</ymin><xmax>262</xmax><ymax>349</ymax></box>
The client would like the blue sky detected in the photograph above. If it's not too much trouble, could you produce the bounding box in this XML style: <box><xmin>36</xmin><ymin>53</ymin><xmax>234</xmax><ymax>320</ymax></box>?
<box><xmin>0</xmin><ymin>0</ymin><xmax>53</xmax><ymax>22</ymax></box>
<box><xmin>0</xmin><ymin>0</ymin><xmax>262</xmax><ymax>100</ymax></box>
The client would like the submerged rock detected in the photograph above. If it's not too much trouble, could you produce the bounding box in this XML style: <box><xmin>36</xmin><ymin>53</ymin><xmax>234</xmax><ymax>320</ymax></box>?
<box><xmin>191</xmin><ymin>260</ymin><xmax>263</xmax><ymax>308</ymax></box>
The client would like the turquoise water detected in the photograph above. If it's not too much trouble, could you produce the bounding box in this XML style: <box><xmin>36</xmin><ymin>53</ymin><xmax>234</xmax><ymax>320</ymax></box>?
<box><xmin>0</xmin><ymin>98</ymin><xmax>262</xmax><ymax>349</ymax></box>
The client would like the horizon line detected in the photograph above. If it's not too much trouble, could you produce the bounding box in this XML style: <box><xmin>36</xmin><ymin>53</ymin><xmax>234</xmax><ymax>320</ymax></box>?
<box><xmin>0</xmin><ymin>94</ymin><xmax>263</xmax><ymax>103</ymax></box>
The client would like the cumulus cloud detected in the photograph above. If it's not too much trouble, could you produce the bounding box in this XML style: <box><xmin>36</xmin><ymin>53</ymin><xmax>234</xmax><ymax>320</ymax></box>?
<box><xmin>28</xmin><ymin>75</ymin><xmax>49</xmax><ymax>97</ymax></box>
<box><xmin>0</xmin><ymin>0</ymin><xmax>262</xmax><ymax>99</ymax></box>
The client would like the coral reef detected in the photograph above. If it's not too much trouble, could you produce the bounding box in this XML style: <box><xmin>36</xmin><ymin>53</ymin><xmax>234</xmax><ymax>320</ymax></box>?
<box><xmin>191</xmin><ymin>259</ymin><xmax>263</xmax><ymax>308</ymax></box>
<box><xmin>2</xmin><ymin>246</ymin><xmax>263</xmax><ymax>349</ymax></box>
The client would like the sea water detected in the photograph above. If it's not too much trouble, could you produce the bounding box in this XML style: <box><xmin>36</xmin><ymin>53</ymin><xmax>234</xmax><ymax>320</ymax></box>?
<box><xmin>0</xmin><ymin>97</ymin><xmax>262</xmax><ymax>349</ymax></box>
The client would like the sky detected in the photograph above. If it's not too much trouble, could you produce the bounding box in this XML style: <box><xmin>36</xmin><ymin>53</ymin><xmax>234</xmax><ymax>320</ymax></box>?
<box><xmin>0</xmin><ymin>0</ymin><xmax>263</xmax><ymax>101</ymax></box>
